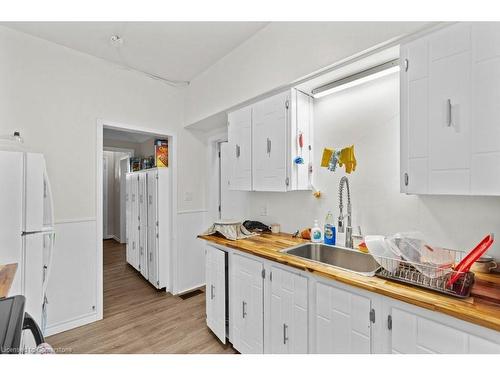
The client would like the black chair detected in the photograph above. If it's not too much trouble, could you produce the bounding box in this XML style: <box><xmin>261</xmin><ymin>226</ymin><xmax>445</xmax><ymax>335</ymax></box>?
<box><xmin>0</xmin><ymin>295</ymin><xmax>45</xmax><ymax>354</ymax></box>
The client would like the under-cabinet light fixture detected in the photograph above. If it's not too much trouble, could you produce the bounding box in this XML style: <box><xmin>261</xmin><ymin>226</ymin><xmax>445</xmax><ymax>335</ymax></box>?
<box><xmin>311</xmin><ymin>59</ymin><xmax>400</xmax><ymax>98</ymax></box>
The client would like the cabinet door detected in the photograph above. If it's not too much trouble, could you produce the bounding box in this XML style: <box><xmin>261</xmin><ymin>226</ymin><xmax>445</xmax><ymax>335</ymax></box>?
<box><xmin>389</xmin><ymin>306</ymin><xmax>468</xmax><ymax>353</ymax></box>
<box><xmin>231</xmin><ymin>253</ymin><xmax>264</xmax><ymax>353</ymax></box>
<box><xmin>138</xmin><ymin>173</ymin><xmax>148</xmax><ymax>278</ymax></box>
<box><xmin>228</xmin><ymin>106</ymin><xmax>252</xmax><ymax>191</ymax></box>
<box><xmin>401</xmin><ymin>39</ymin><xmax>430</xmax><ymax>194</ymax></box>
<box><xmin>270</xmin><ymin>266</ymin><xmax>308</xmax><ymax>354</ymax></box>
<box><xmin>428</xmin><ymin>26</ymin><xmax>471</xmax><ymax>194</ymax></box>
<box><xmin>125</xmin><ymin>174</ymin><xmax>132</xmax><ymax>265</ymax></box>
<box><xmin>206</xmin><ymin>246</ymin><xmax>227</xmax><ymax>343</ymax></box>
<box><xmin>129</xmin><ymin>175</ymin><xmax>140</xmax><ymax>271</ymax></box>
<box><xmin>315</xmin><ymin>282</ymin><xmax>372</xmax><ymax>353</ymax></box>
<box><xmin>147</xmin><ymin>171</ymin><xmax>159</xmax><ymax>287</ymax></box>
<box><xmin>471</xmin><ymin>23</ymin><xmax>500</xmax><ymax>195</ymax></box>
<box><xmin>252</xmin><ymin>91</ymin><xmax>289</xmax><ymax>192</ymax></box>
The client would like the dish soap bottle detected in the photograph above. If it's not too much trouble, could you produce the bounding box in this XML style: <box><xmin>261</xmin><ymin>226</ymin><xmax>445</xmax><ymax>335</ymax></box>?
<box><xmin>311</xmin><ymin>219</ymin><xmax>322</xmax><ymax>243</ymax></box>
<box><xmin>324</xmin><ymin>211</ymin><xmax>336</xmax><ymax>245</ymax></box>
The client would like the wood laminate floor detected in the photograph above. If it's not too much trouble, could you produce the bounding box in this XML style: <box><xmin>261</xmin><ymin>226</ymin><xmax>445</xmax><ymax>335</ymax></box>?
<box><xmin>47</xmin><ymin>240</ymin><xmax>236</xmax><ymax>354</ymax></box>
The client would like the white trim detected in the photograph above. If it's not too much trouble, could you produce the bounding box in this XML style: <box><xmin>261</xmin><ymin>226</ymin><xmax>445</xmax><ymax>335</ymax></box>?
<box><xmin>45</xmin><ymin>312</ymin><xmax>98</xmax><ymax>337</ymax></box>
<box><xmin>175</xmin><ymin>283</ymin><xmax>206</xmax><ymax>296</ymax></box>
<box><xmin>103</xmin><ymin>146</ymin><xmax>135</xmax><ymax>155</ymax></box>
<box><xmin>54</xmin><ymin>217</ymin><xmax>96</xmax><ymax>224</ymax></box>
<box><xmin>177</xmin><ymin>209</ymin><xmax>208</xmax><ymax>215</ymax></box>
<box><xmin>96</xmin><ymin>119</ymin><xmax>178</xmax><ymax>319</ymax></box>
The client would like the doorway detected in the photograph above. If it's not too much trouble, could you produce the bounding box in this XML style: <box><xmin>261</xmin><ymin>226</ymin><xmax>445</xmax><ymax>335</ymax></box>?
<box><xmin>96</xmin><ymin>120</ymin><xmax>177</xmax><ymax>321</ymax></box>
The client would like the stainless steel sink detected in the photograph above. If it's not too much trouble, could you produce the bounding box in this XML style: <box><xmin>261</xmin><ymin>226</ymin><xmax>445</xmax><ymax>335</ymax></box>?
<box><xmin>281</xmin><ymin>243</ymin><xmax>380</xmax><ymax>276</ymax></box>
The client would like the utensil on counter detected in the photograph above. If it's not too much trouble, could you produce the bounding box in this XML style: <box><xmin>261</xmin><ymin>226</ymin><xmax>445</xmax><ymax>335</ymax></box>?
<box><xmin>447</xmin><ymin>234</ymin><xmax>495</xmax><ymax>287</ymax></box>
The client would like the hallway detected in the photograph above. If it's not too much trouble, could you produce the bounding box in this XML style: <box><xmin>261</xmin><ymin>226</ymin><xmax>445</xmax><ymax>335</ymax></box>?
<box><xmin>47</xmin><ymin>240</ymin><xmax>235</xmax><ymax>353</ymax></box>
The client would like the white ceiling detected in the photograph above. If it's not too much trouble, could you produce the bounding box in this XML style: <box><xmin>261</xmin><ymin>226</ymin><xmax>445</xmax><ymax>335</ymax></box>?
<box><xmin>3</xmin><ymin>22</ymin><xmax>269</xmax><ymax>83</ymax></box>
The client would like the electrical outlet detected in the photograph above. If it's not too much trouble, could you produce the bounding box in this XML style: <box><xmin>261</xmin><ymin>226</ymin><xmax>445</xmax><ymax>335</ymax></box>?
<box><xmin>184</xmin><ymin>191</ymin><xmax>193</xmax><ymax>202</ymax></box>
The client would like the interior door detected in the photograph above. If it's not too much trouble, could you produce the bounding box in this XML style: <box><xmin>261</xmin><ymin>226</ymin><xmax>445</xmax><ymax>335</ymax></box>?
<box><xmin>315</xmin><ymin>282</ymin><xmax>372</xmax><ymax>353</ymax></box>
<box><xmin>147</xmin><ymin>170</ymin><xmax>159</xmax><ymax>287</ymax></box>
<box><xmin>231</xmin><ymin>253</ymin><xmax>264</xmax><ymax>354</ymax></box>
<box><xmin>220</xmin><ymin>142</ymin><xmax>247</xmax><ymax>221</ymax></box>
<box><xmin>227</xmin><ymin>106</ymin><xmax>252</xmax><ymax>191</ymax></box>
<box><xmin>270</xmin><ymin>266</ymin><xmax>308</xmax><ymax>354</ymax></box>
<box><xmin>252</xmin><ymin>91</ymin><xmax>288</xmax><ymax>191</ymax></box>
<box><xmin>206</xmin><ymin>246</ymin><xmax>227</xmax><ymax>343</ymax></box>
<box><xmin>138</xmin><ymin>173</ymin><xmax>148</xmax><ymax>278</ymax></box>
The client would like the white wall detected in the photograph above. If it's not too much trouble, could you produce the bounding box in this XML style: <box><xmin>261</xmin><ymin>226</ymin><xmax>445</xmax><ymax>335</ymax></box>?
<box><xmin>0</xmin><ymin>26</ymin><xmax>209</xmax><ymax>333</ymax></box>
<box><xmin>184</xmin><ymin>22</ymin><xmax>431</xmax><ymax>126</ymax></box>
<box><xmin>245</xmin><ymin>73</ymin><xmax>500</xmax><ymax>258</ymax></box>
<box><xmin>103</xmin><ymin>151</ymin><xmax>115</xmax><ymax>238</ymax></box>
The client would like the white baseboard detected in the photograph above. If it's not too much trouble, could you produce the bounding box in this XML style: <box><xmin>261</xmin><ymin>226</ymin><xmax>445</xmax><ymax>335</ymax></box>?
<box><xmin>45</xmin><ymin>312</ymin><xmax>99</xmax><ymax>337</ymax></box>
<box><xmin>174</xmin><ymin>283</ymin><xmax>206</xmax><ymax>296</ymax></box>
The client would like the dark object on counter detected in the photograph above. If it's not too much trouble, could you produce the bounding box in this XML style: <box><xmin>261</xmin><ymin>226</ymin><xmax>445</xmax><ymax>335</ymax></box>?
<box><xmin>0</xmin><ymin>295</ymin><xmax>45</xmax><ymax>354</ymax></box>
<box><xmin>242</xmin><ymin>220</ymin><xmax>271</xmax><ymax>233</ymax></box>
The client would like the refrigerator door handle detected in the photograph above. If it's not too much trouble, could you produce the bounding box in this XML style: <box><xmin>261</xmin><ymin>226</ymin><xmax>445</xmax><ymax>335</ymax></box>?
<box><xmin>42</xmin><ymin>167</ymin><xmax>55</xmax><ymax>230</ymax></box>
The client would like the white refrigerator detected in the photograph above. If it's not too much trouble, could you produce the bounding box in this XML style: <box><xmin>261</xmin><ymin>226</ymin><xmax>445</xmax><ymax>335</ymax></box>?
<box><xmin>0</xmin><ymin>150</ymin><xmax>55</xmax><ymax>339</ymax></box>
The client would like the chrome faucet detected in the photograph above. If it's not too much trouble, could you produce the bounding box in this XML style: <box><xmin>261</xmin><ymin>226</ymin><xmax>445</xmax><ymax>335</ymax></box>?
<box><xmin>338</xmin><ymin>176</ymin><xmax>353</xmax><ymax>248</ymax></box>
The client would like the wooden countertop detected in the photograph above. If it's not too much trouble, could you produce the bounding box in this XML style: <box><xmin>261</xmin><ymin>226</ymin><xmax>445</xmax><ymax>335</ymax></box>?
<box><xmin>0</xmin><ymin>263</ymin><xmax>17</xmax><ymax>298</ymax></box>
<box><xmin>198</xmin><ymin>233</ymin><xmax>500</xmax><ymax>332</ymax></box>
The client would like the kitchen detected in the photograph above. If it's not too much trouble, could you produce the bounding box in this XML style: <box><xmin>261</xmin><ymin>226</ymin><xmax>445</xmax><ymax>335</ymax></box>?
<box><xmin>0</xmin><ymin>1</ymin><xmax>499</xmax><ymax>371</ymax></box>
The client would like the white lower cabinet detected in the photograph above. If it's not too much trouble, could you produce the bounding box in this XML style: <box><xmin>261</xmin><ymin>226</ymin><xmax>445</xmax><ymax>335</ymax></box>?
<box><xmin>384</xmin><ymin>299</ymin><xmax>500</xmax><ymax>354</ymax></box>
<box><xmin>231</xmin><ymin>253</ymin><xmax>264</xmax><ymax>354</ymax></box>
<box><xmin>203</xmin><ymin>244</ymin><xmax>500</xmax><ymax>354</ymax></box>
<box><xmin>269</xmin><ymin>266</ymin><xmax>308</xmax><ymax>354</ymax></box>
<box><xmin>315</xmin><ymin>281</ymin><xmax>374</xmax><ymax>353</ymax></box>
<box><xmin>205</xmin><ymin>246</ymin><xmax>227</xmax><ymax>343</ymax></box>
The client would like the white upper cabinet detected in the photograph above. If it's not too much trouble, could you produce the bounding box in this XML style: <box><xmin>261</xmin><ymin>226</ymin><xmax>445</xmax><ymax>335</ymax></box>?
<box><xmin>227</xmin><ymin>88</ymin><xmax>313</xmax><ymax>192</ymax></box>
<box><xmin>401</xmin><ymin>22</ymin><xmax>500</xmax><ymax>195</ymax></box>
<box><xmin>228</xmin><ymin>105</ymin><xmax>253</xmax><ymax>191</ymax></box>
<box><xmin>253</xmin><ymin>91</ymin><xmax>289</xmax><ymax>191</ymax></box>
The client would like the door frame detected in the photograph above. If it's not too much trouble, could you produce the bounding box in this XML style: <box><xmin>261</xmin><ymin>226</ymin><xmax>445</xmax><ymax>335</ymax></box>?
<box><xmin>96</xmin><ymin>119</ymin><xmax>177</xmax><ymax>321</ymax></box>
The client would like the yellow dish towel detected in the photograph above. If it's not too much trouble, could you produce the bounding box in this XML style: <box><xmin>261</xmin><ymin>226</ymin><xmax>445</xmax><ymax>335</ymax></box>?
<box><xmin>339</xmin><ymin>145</ymin><xmax>357</xmax><ymax>174</ymax></box>
<box><xmin>320</xmin><ymin>148</ymin><xmax>333</xmax><ymax>168</ymax></box>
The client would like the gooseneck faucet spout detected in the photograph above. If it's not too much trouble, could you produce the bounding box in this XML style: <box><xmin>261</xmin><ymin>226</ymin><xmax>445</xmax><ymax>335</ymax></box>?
<box><xmin>338</xmin><ymin>176</ymin><xmax>353</xmax><ymax>248</ymax></box>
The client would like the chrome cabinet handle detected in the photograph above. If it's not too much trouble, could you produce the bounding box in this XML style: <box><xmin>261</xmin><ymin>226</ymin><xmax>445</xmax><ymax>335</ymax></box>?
<box><xmin>235</xmin><ymin>144</ymin><xmax>241</xmax><ymax>158</ymax></box>
<box><xmin>242</xmin><ymin>301</ymin><xmax>247</xmax><ymax>318</ymax></box>
<box><xmin>283</xmin><ymin>323</ymin><xmax>288</xmax><ymax>344</ymax></box>
<box><xmin>404</xmin><ymin>58</ymin><xmax>409</xmax><ymax>72</ymax></box>
<box><xmin>211</xmin><ymin>284</ymin><xmax>215</xmax><ymax>300</ymax></box>
<box><xmin>266</xmin><ymin>138</ymin><xmax>271</xmax><ymax>154</ymax></box>
<box><xmin>447</xmin><ymin>99</ymin><xmax>452</xmax><ymax>127</ymax></box>
<box><xmin>404</xmin><ymin>172</ymin><xmax>409</xmax><ymax>187</ymax></box>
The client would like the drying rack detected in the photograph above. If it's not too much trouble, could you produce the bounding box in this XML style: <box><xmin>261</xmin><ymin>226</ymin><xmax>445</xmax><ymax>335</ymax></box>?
<box><xmin>375</xmin><ymin>248</ymin><xmax>475</xmax><ymax>298</ymax></box>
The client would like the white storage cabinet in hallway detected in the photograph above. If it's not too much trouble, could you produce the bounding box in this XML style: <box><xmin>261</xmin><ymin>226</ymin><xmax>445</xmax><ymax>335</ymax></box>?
<box><xmin>126</xmin><ymin>168</ymin><xmax>170</xmax><ymax>289</ymax></box>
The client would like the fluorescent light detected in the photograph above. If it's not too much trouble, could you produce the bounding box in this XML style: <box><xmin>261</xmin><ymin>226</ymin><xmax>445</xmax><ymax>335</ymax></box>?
<box><xmin>312</xmin><ymin>59</ymin><xmax>400</xmax><ymax>98</ymax></box>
